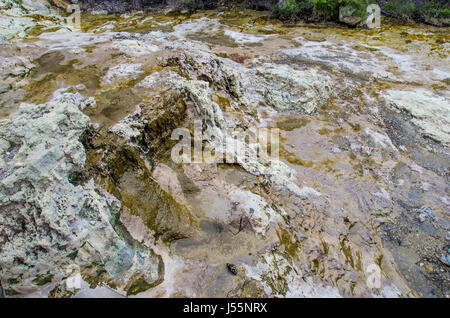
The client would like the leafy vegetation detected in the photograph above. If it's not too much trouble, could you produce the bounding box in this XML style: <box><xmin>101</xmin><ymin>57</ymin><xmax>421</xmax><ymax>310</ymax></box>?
<box><xmin>382</xmin><ymin>0</ymin><xmax>450</xmax><ymax>23</ymax></box>
<box><xmin>271</xmin><ymin>0</ymin><xmax>371</xmax><ymax>22</ymax></box>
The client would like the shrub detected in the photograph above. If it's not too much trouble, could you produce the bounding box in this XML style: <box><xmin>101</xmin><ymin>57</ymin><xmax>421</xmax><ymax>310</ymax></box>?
<box><xmin>382</xmin><ymin>0</ymin><xmax>449</xmax><ymax>23</ymax></box>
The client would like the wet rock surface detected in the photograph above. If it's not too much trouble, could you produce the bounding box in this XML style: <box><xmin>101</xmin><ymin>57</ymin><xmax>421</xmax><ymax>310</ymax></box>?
<box><xmin>0</xmin><ymin>93</ymin><xmax>163</xmax><ymax>296</ymax></box>
<box><xmin>0</xmin><ymin>4</ymin><xmax>449</xmax><ymax>298</ymax></box>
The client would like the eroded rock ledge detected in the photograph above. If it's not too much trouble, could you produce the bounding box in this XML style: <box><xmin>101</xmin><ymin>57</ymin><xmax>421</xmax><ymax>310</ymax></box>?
<box><xmin>0</xmin><ymin>93</ymin><xmax>164</xmax><ymax>296</ymax></box>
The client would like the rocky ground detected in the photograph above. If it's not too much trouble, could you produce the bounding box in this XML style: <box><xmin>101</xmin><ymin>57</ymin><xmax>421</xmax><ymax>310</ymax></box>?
<box><xmin>0</xmin><ymin>0</ymin><xmax>449</xmax><ymax>298</ymax></box>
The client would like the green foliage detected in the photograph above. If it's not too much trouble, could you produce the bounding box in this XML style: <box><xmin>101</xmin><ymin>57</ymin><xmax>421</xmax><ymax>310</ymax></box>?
<box><xmin>310</xmin><ymin>0</ymin><xmax>338</xmax><ymax>16</ymax></box>
<box><xmin>383</xmin><ymin>0</ymin><xmax>449</xmax><ymax>23</ymax></box>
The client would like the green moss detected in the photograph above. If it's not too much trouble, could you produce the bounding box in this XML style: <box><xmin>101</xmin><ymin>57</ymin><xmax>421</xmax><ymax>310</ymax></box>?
<box><xmin>384</xmin><ymin>0</ymin><xmax>416</xmax><ymax>21</ymax></box>
<box><xmin>278</xmin><ymin>0</ymin><xmax>304</xmax><ymax>16</ymax></box>
<box><xmin>355</xmin><ymin>251</ymin><xmax>363</xmax><ymax>272</ymax></box>
<box><xmin>261</xmin><ymin>270</ymin><xmax>289</xmax><ymax>296</ymax></box>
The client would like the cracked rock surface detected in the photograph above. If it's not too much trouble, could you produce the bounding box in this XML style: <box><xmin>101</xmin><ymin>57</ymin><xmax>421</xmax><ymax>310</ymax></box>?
<box><xmin>0</xmin><ymin>2</ymin><xmax>449</xmax><ymax>298</ymax></box>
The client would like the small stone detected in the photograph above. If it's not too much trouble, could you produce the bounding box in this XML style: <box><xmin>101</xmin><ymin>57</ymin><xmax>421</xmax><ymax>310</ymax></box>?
<box><xmin>226</xmin><ymin>263</ymin><xmax>238</xmax><ymax>275</ymax></box>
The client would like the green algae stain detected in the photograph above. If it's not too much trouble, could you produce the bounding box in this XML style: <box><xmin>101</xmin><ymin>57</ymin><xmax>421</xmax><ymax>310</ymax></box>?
<box><xmin>339</xmin><ymin>237</ymin><xmax>363</xmax><ymax>273</ymax></box>
<box><xmin>236</xmin><ymin>279</ymin><xmax>267</xmax><ymax>298</ymax></box>
<box><xmin>32</xmin><ymin>273</ymin><xmax>54</xmax><ymax>286</ymax></box>
<box><xmin>120</xmin><ymin>173</ymin><xmax>197</xmax><ymax>243</ymax></box>
<box><xmin>24</xmin><ymin>25</ymin><xmax>61</xmax><ymax>38</ymax></box>
<box><xmin>261</xmin><ymin>269</ymin><xmax>290</xmax><ymax>297</ymax></box>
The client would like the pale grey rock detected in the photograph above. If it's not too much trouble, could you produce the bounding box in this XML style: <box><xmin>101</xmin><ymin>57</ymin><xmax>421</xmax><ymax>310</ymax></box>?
<box><xmin>0</xmin><ymin>93</ymin><xmax>161</xmax><ymax>295</ymax></box>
